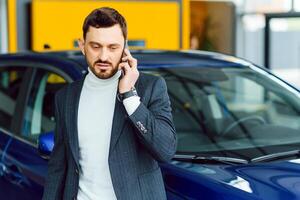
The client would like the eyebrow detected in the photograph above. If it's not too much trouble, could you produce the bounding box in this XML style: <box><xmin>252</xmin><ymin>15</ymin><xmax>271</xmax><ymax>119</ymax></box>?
<box><xmin>88</xmin><ymin>41</ymin><xmax>121</xmax><ymax>47</ymax></box>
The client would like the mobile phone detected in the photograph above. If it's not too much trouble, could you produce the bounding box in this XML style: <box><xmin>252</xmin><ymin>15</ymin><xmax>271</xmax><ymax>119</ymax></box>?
<box><xmin>120</xmin><ymin>40</ymin><xmax>128</xmax><ymax>77</ymax></box>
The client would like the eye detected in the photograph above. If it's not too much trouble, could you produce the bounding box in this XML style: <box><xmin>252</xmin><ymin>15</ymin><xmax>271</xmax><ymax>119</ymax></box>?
<box><xmin>90</xmin><ymin>43</ymin><xmax>100</xmax><ymax>49</ymax></box>
<box><xmin>92</xmin><ymin>45</ymin><xmax>99</xmax><ymax>49</ymax></box>
<box><xmin>110</xmin><ymin>46</ymin><xmax>118</xmax><ymax>50</ymax></box>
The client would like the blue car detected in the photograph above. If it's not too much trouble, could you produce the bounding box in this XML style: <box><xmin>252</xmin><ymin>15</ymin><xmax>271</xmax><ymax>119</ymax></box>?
<box><xmin>0</xmin><ymin>50</ymin><xmax>299</xmax><ymax>200</ymax></box>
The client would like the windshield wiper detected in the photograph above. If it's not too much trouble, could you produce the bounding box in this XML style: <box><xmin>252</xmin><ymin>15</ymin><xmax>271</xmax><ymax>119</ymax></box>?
<box><xmin>251</xmin><ymin>150</ymin><xmax>300</xmax><ymax>163</ymax></box>
<box><xmin>173</xmin><ymin>154</ymin><xmax>249</xmax><ymax>165</ymax></box>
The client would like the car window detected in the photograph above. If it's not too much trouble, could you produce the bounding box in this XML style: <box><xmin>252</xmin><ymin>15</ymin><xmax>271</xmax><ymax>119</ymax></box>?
<box><xmin>22</xmin><ymin>69</ymin><xmax>67</xmax><ymax>144</ymax></box>
<box><xmin>143</xmin><ymin>67</ymin><xmax>300</xmax><ymax>160</ymax></box>
<box><xmin>0</xmin><ymin>67</ymin><xmax>27</xmax><ymax>131</ymax></box>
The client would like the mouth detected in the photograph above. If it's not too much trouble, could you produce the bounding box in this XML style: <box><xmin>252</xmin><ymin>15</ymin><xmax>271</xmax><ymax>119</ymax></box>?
<box><xmin>95</xmin><ymin>63</ymin><xmax>111</xmax><ymax>70</ymax></box>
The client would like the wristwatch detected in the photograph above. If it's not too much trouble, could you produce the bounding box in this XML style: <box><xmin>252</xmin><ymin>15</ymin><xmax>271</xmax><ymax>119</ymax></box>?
<box><xmin>117</xmin><ymin>87</ymin><xmax>138</xmax><ymax>102</ymax></box>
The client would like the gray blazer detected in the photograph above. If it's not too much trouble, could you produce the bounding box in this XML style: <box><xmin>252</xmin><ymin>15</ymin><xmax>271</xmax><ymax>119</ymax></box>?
<box><xmin>42</xmin><ymin>72</ymin><xmax>177</xmax><ymax>200</ymax></box>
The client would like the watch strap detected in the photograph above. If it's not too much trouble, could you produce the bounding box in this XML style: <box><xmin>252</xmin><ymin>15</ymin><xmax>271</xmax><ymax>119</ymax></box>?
<box><xmin>117</xmin><ymin>87</ymin><xmax>138</xmax><ymax>101</ymax></box>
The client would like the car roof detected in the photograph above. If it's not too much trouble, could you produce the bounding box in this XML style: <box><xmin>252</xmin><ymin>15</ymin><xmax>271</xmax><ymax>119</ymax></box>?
<box><xmin>44</xmin><ymin>49</ymin><xmax>251</xmax><ymax>69</ymax></box>
<box><xmin>0</xmin><ymin>50</ymin><xmax>253</xmax><ymax>81</ymax></box>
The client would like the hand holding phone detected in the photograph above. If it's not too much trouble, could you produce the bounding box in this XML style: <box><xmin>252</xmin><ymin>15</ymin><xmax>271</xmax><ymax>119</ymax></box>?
<box><xmin>119</xmin><ymin>40</ymin><xmax>129</xmax><ymax>77</ymax></box>
<box><xmin>118</xmin><ymin>43</ymin><xmax>139</xmax><ymax>94</ymax></box>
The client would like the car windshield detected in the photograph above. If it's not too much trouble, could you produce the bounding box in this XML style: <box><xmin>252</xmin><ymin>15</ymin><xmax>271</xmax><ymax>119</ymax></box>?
<box><xmin>144</xmin><ymin>66</ymin><xmax>300</xmax><ymax>161</ymax></box>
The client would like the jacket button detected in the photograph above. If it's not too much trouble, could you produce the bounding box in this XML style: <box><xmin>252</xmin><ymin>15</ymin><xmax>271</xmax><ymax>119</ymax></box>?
<box><xmin>75</xmin><ymin>169</ymin><xmax>79</xmax><ymax>174</ymax></box>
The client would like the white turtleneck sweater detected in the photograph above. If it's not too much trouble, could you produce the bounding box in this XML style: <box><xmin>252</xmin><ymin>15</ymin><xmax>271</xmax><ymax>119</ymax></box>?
<box><xmin>77</xmin><ymin>68</ymin><xmax>140</xmax><ymax>200</ymax></box>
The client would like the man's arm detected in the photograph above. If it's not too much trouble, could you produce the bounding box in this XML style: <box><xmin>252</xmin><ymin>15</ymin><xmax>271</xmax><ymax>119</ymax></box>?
<box><xmin>42</xmin><ymin>91</ymin><xmax>66</xmax><ymax>200</ymax></box>
<box><xmin>128</xmin><ymin>76</ymin><xmax>177</xmax><ymax>162</ymax></box>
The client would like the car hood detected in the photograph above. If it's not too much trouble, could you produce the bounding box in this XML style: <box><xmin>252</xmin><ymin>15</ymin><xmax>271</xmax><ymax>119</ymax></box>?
<box><xmin>163</xmin><ymin>158</ymin><xmax>300</xmax><ymax>200</ymax></box>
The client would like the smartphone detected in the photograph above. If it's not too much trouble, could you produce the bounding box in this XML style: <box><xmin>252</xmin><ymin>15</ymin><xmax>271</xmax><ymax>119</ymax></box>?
<box><xmin>120</xmin><ymin>40</ymin><xmax>129</xmax><ymax>77</ymax></box>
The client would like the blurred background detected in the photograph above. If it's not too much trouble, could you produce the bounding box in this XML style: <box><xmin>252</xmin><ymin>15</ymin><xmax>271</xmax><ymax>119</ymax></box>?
<box><xmin>0</xmin><ymin>0</ymin><xmax>299</xmax><ymax>88</ymax></box>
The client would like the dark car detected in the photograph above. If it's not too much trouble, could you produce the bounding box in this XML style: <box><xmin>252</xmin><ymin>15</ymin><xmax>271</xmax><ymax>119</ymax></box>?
<box><xmin>0</xmin><ymin>50</ymin><xmax>300</xmax><ymax>200</ymax></box>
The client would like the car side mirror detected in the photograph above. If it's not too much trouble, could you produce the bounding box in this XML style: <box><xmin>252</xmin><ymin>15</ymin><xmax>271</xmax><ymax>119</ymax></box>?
<box><xmin>38</xmin><ymin>131</ymin><xmax>54</xmax><ymax>160</ymax></box>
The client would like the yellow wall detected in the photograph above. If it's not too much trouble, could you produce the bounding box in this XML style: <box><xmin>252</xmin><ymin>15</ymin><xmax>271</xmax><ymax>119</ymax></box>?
<box><xmin>31</xmin><ymin>0</ymin><xmax>185</xmax><ymax>51</ymax></box>
<box><xmin>182</xmin><ymin>0</ymin><xmax>190</xmax><ymax>49</ymax></box>
<box><xmin>8</xmin><ymin>0</ymin><xmax>17</xmax><ymax>52</ymax></box>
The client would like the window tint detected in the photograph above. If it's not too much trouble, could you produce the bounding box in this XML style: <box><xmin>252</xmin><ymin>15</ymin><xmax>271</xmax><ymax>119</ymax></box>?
<box><xmin>0</xmin><ymin>67</ymin><xmax>26</xmax><ymax>131</ymax></box>
<box><xmin>144</xmin><ymin>67</ymin><xmax>300</xmax><ymax>160</ymax></box>
<box><xmin>22</xmin><ymin>69</ymin><xmax>67</xmax><ymax>144</ymax></box>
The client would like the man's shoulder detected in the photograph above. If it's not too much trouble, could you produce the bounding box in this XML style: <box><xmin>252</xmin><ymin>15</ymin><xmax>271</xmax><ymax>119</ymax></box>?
<box><xmin>138</xmin><ymin>72</ymin><xmax>162</xmax><ymax>86</ymax></box>
<box><xmin>136</xmin><ymin>72</ymin><xmax>167</xmax><ymax>99</ymax></box>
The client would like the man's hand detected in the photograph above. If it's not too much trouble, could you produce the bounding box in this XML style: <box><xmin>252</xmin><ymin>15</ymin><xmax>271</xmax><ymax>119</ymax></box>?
<box><xmin>118</xmin><ymin>48</ymin><xmax>139</xmax><ymax>93</ymax></box>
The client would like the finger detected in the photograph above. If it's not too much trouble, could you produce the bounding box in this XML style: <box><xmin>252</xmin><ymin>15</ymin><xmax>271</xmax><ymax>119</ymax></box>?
<box><xmin>123</xmin><ymin>48</ymin><xmax>131</xmax><ymax>57</ymax></box>
<box><xmin>123</xmin><ymin>63</ymin><xmax>131</xmax><ymax>74</ymax></box>
<box><xmin>119</xmin><ymin>62</ymin><xmax>131</xmax><ymax>73</ymax></box>
<box><xmin>122</xmin><ymin>57</ymin><xmax>137</xmax><ymax>69</ymax></box>
<box><xmin>128</xmin><ymin>57</ymin><xmax>137</xmax><ymax>69</ymax></box>
<box><xmin>119</xmin><ymin>61</ymin><xmax>130</xmax><ymax>68</ymax></box>
<box><xmin>123</xmin><ymin>49</ymin><xmax>137</xmax><ymax>69</ymax></box>
<box><xmin>121</xmin><ymin>56</ymin><xmax>129</xmax><ymax>61</ymax></box>
<box><xmin>118</xmin><ymin>62</ymin><xmax>125</xmax><ymax>70</ymax></box>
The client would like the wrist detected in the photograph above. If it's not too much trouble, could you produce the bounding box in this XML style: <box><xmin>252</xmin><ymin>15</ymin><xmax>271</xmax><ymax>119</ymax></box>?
<box><xmin>119</xmin><ymin>85</ymin><xmax>134</xmax><ymax>94</ymax></box>
<box><xmin>119</xmin><ymin>88</ymin><xmax>131</xmax><ymax>94</ymax></box>
<box><xmin>117</xmin><ymin>86</ymin><xmax>138</xmax><ymax>102</ymax></box>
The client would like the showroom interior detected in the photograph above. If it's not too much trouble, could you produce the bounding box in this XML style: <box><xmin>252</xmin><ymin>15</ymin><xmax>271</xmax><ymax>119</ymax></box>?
<box><xmin>0</xmin><ymin>0</ymin><xmax>300</xmax><ymax>200</ymax></box>
<box><xmin>0</xmin><ymin>0</ymin><xmax>300</xmax><ymax>88</ymax></box>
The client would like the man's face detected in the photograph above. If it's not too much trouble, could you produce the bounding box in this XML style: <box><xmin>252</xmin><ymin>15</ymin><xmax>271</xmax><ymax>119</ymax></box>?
<box><xmin>79</xmin><ymin>24</ymin><xmax>125</xmax><ymax>79</ymax></box>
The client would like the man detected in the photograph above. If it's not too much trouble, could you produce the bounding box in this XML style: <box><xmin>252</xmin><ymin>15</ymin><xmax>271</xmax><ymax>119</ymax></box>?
<box><xmin>42</xmin><ymin>7</ymin><xmax>177</xmax><ymax>200</ymax></box>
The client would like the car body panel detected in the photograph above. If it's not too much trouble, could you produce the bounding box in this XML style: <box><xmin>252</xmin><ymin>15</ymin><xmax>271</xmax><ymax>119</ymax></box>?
<box><xmin>161</xmin><ymin>159</ymin><xmax>300</xmax><ymax>200</ymax></box>
<box><xmin>4</xmin><ymin>136</ymin><xmax>45</xmax><ymax>199</ymax></box>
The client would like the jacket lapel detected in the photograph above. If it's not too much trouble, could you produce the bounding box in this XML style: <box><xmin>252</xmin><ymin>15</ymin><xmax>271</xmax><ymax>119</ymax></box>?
<box><xmin>109</xmin><ymin>94</ymin><xmax>127</xmax><ymax>156</ymax></box>
<box><xmin>109</xmin><ymin>78</ymin><xmax>142</xmax><ymax>155</ymax></box>
<box><xmin>66</xmin><ymin>78</ymin><xmax>84</xmax><ymax>169</ymax></box>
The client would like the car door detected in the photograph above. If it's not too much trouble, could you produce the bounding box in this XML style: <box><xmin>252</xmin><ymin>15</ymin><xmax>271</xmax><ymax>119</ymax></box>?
<box><xmin>3</xmin><ymin>64</ymin><xmax>70</xmax><ymax>199</ymax></box>
<box><xmin>0</xmin><ymin>65</ymin><xmax>34</xmax><ymax>199</ymax></box>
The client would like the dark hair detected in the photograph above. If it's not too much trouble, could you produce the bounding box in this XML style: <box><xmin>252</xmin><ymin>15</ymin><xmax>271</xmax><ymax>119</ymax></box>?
<box><xmin>82</xmin><ymin>7</ymin><xmax>127</xmax><ymax>40</ymax></box>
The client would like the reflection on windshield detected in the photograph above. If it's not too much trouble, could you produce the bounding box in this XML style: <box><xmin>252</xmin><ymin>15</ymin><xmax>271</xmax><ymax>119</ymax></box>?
<box><xmin>145</xmin><ymin>67</ymin><xmax>300</xmax><ymax>161</ymax></box>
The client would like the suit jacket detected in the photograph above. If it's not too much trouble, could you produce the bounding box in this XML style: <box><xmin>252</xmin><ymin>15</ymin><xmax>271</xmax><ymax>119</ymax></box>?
<box><xmin>42</xmin><ymin>72</ymin><xmax>177</xmax><ymax>200</ymax></box>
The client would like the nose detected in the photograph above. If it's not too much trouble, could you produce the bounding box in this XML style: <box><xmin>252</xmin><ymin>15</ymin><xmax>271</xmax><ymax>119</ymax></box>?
<box><xmin>99</xmin><ymin>48</ymin><xmax>109</xmax><ymax>62</ymax></box>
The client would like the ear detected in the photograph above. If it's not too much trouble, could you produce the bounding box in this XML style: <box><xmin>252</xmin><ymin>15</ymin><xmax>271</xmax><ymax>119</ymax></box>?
<box><xmin>78</xmin><ymin>39</ymin><xmax>85</xmax><ymax>55</ymax></box>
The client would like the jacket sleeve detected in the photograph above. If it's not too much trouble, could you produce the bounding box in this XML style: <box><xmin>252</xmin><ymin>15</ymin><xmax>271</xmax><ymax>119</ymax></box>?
<box><xmin>129</xmin><ymin>76</ymin><xmax>177</xmax><ymax>162</ymax></box>
<box><xmin>42</xmin><ymin>91</ymin><xmax>66</xmax><ymax>200</ymax></box>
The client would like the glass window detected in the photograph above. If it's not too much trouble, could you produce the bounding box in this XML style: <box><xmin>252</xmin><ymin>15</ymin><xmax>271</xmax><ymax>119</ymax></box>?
<box><xmin>239</xmin><ymin>14</ymin><xmax>265</xmax><ymax>67</ymax></box>
<box><xmin>244</xmin><ymin>0</ymin><xmax>292</xmax><ymax>13</ymax></box>
<box><xmin>145</xmin><ymin>66</ymin><xmax>300</xmax><ymax>160</ymax></box>
<box><xmin>296</xmin><ymin>0</ymin><xmax>300</xmax><ymax>11</ymax></box>
<box><xmin>0</xmin><ymin>0</ymin><xmax>8</xmax><ymax>53</ymax></box>
<box><xmin>22</xmin><ymin>69</ymin><xmax>67</xmax><ymax>144</ymax></box>
<box><xmin>269</xmin><ymin>17</ymin><xmax>300</xmax><ymax>89</ymax></box>
<box><xmin>0</xmin><ymin>67</ymin><xmax>26</xmax><ymax>131</ymax></box>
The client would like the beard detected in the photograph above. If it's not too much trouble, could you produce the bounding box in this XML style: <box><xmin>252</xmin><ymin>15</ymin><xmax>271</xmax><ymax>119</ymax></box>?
<box><xmin>87</xmin><ymin>58</ymin><xmax>119</xmax><ymax>79</ymax></box>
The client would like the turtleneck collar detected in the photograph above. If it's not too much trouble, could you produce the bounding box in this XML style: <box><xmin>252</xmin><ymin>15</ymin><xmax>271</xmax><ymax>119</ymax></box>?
<box><xmin>84</xmin><ymin>67</ymin><xmax>122</xmax><ymax>89</ymax></box>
